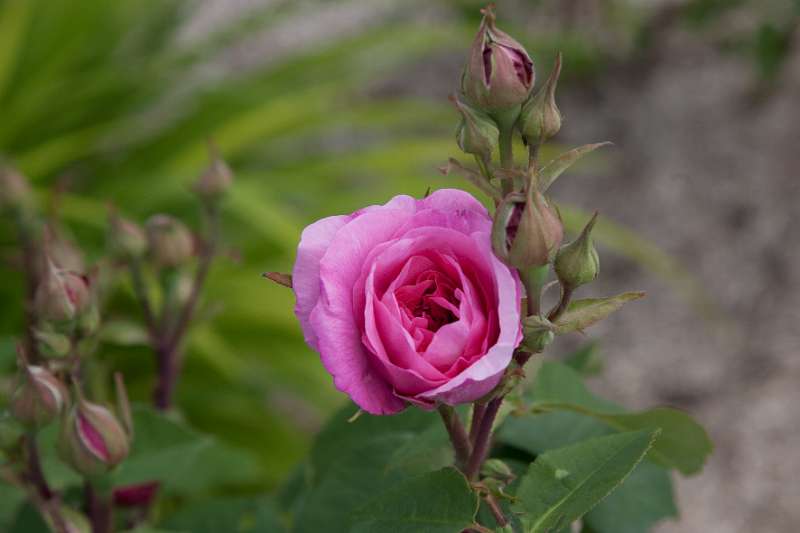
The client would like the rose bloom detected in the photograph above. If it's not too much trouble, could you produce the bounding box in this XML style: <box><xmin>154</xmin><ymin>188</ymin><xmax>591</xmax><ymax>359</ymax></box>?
<box><xmin>293</xmin><ymin>189</ymin><xmax>521</xmax><ymax>414</ymax></box>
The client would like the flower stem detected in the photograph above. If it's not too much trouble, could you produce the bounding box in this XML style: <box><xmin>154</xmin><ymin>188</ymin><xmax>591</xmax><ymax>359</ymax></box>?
<box><xmin>464</xmin><ymin>396</ymin><xmax>503</xmax><ymax>480</ymax></box>
<box><xmin>438</xmin><ymin>405</ymin><xmax>471</xmax><ymax>470</ymax></box>
<box><xmin>86</xmin><ymin>483</ymin><xmax>113</xmax><ymax>533</ymax></box>
<box><xmin>520</xmin><ymin>265</ymin><xmax>548</xmax><ymax>317</ymax></box>
<box><xmin>469</xmin><ymin>402</ymin><xmax>487</xmax><ymax>446</ymax></box>
<box><xmin>547</xmin><ymin>285</ymin><xmax>573</xmax><ymax>322</ymax></box>
<box><xmin>153</xmin><ymin>203</ymin><xmax>219</xmax><ymax>410</ymax></box>
<box><xmin>23</xmin><ymin>432</ymin><xmax>69</xmax><ymax>533</ymax></box>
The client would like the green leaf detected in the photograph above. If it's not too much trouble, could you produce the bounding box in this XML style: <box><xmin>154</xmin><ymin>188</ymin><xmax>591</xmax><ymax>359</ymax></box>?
<box><xmin>517</xmin><ymin>362</ymin><xmax>713</xmax><ymax>475</ymax></box>
<box><xmin>162</xmin><ymin>496</ymin><xmax>285</xmax><ymax>533</ymax></box>
<box><xmin>553</xmin><ymin>292</ymin><xmax>645</xmax><ymax>334</ymax></box>
<box><xmin>539</xmin><ymin>143</ymin><xmax>611</xmax><ymax>192</ymax></box>
<box><xmin>112</xmin><ymin>405</ymin><xmax>261</xmax><ymax>494</ymax></box>
<box><xmin>577</xmin><ymin>408</ymin><xmax>712</xmax><ymax>476</ymax></box>
<box><xmin>512</xmin><ymin>430</ymin><xmax>659</xmax><ymax>533</ymax></box>
<box><xmin>292</xmin><ymin>404</ymin><xmax>450</xmax><ymax>533</ymax></box>
<box><xmin>583</xmin><ymin>461</ymin><xmax>677</xmax><ymax>533</ymax></box>
<box><xmin>351</xmin><ymin>468</ymin><xmax>478</xmax><ymax>533</ymax></box>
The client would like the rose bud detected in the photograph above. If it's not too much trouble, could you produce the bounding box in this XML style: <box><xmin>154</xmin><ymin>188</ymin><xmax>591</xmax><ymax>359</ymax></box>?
<box><xmin>108</xmin><ymin>210</ymin><xmax>147</xmax><ymax>259</ymax></box>
<box><xmin>519</xmin><ymin>53</ymin><xmax>562</xmax><ymax>144</ymax></box>
<box><xmin>11</xmin><ymin>365</ymin><xmax>70</xmax><ymax>427</ymax></box>
<box><xmin>193</xmin><ymin>143</ymin><xmax>233</xmax><ymax>201</ymax></box>
<box><xmin>492</xmin><ymin>188</ymin><xmax>563</xmax><ymax>269</ymax></box>
<box><xmin>58</xmin><ymin>398</ymin><xmax>130</xmax><ymax>477</ymax></box>
<box><xmin>451</xmin><ymin>95</ymin><xmax>499</xmax><ymax>162</ymax></box>
<box><xmin>554</xmin><ymin>211</ymin><xmax>600</xmax><ymax>290</ymax></box>
<box><xmin>145</xmin><ymin>214</ymin><xmax>194</xmax><ymax>269</ymax></box>
<box><xmin>0</xmin><ymin>164</ymin><xmax>32</xmax><ymax>211</ymax></box>
<box><xmin>34</xmin><ymin>261</ymin><xmax>92</xmax><ymax>323</ymax></box>
<box><xmin>462</xmin><ymin>5</ymin><xmax>534</xmax><ymax>111</ymax></box>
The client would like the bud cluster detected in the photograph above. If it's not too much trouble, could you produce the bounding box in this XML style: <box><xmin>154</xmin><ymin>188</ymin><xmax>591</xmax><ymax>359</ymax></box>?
<box><xmin>1</xmin><ymin>142</ymin><xmax>230</xmax><ymax>529</ymax></box>
<box><xmin>449</xmin><ymin>4</ymin><xmax>608</xmax><ymax>342</ymax></box>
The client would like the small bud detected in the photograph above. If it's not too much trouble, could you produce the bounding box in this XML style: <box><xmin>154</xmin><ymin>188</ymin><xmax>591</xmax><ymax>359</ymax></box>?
<box><xmin>555</xmin><ymin>212</ymin><xmax>600</xmax><ymax>290</ymax></box>
<box><xmin>451</xmin><ymin>96</ymin><xmax>499</xmax><ymax>162</ymax></box>
<box><xmin>34</xmin><ymin>261</ymin><xmax>91</xmax><ymax>322</ymax></box>
<box><xmin>492</xmin><ymin>187</ymin><xmax>563</xmax><ymax>269</ymax></box>
<box><xmin>519</xmin><ymin>53</ymin><xmax>562</xmax><ymax>144</ymax></box>
<box><xmin>108</xmin><ymin>211</ymin><xmax>147</xmax><ymax>259</ymax></box>
<box><xmin>33</xmin><ymin>329</ymin><xmax>72</xmax><ymax>358</ymax></box>
<box><xmin>145</xmin><ymin>214</ymin><xmax>194</xmax><ymax>269</ymax></box>
<box><xmin>0</xmin><ymin>165</ymin><xmax>32</xmax><ymax>211</ymax></box>
<box><xmin>521</xmin><ymin>315</ymin><xmax>555</xmax><ymax>353</ymax></box>
<box><xmin>193</xmin><ymin>143</ymin><xmax>233</xmax><ymax>201</ymax></box>
<box><xmin>11</xmin><ymin>366</ymin><xmax>70</xmax><ymax>427</ymax></box>
<box><xmin>481</xmin><ymin>458</ymin><xmax>516</xmax><ymax>483</ymax></box>
<box><xmin>462</xmin><ymin>5</ymin><xmax>534</xmax><ymax>111</ymax></box>
<box><xmin>59</xmin><ymin>398</ymin><xmax>130</xmax><ymax>477</ymax></box>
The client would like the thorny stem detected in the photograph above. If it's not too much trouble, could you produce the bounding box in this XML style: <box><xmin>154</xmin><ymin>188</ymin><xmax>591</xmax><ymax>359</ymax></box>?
<box><xmin>438</xmin><ymin>405</ymin><xmax>472</xmax><ymax>470</ymax></box>
<box><xmin>547</xmin><ymin>285</ymin><xmax>573</xmax><ymax>322</ymax></box>
<box><xmin>153</xmin><ymin>203</ymin><xmax>220</xmax><ymax>410</ymax></box>
<box><xmin>520</xmin><ymin>265</ymin><xmax>548</xmax><ymax>318</ymax></box>
<box><xmin>465</xmin><ymin>396</ymin><xmax>503</xmax><ymax>480</ymax></box>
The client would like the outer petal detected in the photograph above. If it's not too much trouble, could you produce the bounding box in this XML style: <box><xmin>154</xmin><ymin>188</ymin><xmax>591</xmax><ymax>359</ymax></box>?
<box><xmin>312</xmin><ymin>208</ymin><xmax>415</xmax><ymax>415</ymax></box>
<box><xmin>417</xmin><ymin>232</ymin><xmax>522</xmax><ymax>405</ymax></box>
<box><xmin>292</xmin><ymin>215</ymin><xmax>349</xmax><ymax>349</ymax></box>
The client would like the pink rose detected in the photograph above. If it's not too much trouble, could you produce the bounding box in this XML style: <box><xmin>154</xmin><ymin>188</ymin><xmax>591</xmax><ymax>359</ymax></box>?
<box><xmin>293</xmin><ymin>189</ymin><xmax>522</xmax><ymax>415</ymax></box>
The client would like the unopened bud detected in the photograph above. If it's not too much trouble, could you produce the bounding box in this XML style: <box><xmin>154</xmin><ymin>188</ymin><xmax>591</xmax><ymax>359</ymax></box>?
<box><xmin>555</xmin><ymin>212</ymin><xmax>600</xmax><ymax>290</ymax></box>
<box><xmin>451</xmin><ymin>96</ymin><xmax>499</xmax><ymax>162</ymax></box>
<box><xmin>11</xmin><ymin>366</ymin><xmax>70</xmax><ymax>427</ymax></box>
<box><xmin>0</xmin><ymin>165</ymin><xmax>32</xmax><ymax>211</ymax></box>
<box><xmin>519</xmin><ymin>53</ymin><xmax>562</xmax><ymax>144</ymax></box>
<box><xmin>34</xmin><ymin>261</ymin><xmax>91</xmax><ymax>322</ymax></box>
<box><xmin>193</xmin><ymin>144</ymin><xmax>233</xmax><ymax>201</ymax></box>
<box><xmin>59</xmin><ymin>398</ymin><xmax>130</xmax><ymax>477</ymax></box>
<box><xmin>481</xmin><ymin>458</ymin><xmax>516</xmax><ymax>483</ymax></box>
<box><xmin>108</xmin><ymin>211</ymin><xmax>147</xmax><ymax>259</ymax></box>
<box><xmin>145</xmin><ymin>214</ymin><xmax>194</xmax><ymax>269</ymax></box>
<box><xmin>492</xmin><ymin>187</ymin><xmax>563</xmax><ymax>269</ymax></box>
<box><xmin>462</xmin><ymin>5</ymin><xmax>534</xmax><ymax>111</ymax></box>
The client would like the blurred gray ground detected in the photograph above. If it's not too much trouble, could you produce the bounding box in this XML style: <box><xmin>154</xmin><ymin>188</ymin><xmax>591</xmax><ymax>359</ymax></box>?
<box><xmin>196</xmin><ymin>1</ymin><xmax>799</xmax><ymax>531</ymax></box>
<box><xmin>551</xmin><ymin>12</ymin><xmax>800</xmax><ymax>533</ymax></box>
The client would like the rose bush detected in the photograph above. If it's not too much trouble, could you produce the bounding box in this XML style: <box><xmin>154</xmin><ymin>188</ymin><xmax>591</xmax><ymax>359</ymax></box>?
<box><xmin>293</xmin><ymin>189</ymin><xmax>522</xmax><ymax>414</ymax></box>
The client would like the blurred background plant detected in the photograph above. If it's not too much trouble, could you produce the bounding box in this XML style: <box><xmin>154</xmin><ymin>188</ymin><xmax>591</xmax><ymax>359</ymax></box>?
<box><xmin>1</xmin><ymin>0</ymin><xmax>798</xmax><ymax>531</ymax></box>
